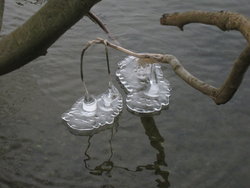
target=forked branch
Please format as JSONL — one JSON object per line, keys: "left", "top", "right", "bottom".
{"left": 160, "top": 11, "right": 250, "bottom": 104}
{"left": 83, "top": 11, "right": 250, "bottom": 105}
{"left": 82, "top": 38, "right": 218, "bottom": 100}
{"left": 84, "top": 12, "right": 250, "bottom": 106}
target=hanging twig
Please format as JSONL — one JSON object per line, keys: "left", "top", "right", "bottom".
{"left": 81, "top": 38, "right": 218, "bottom": 98}
{"left": 87, "top": 12, "right": 109, "bottom": 34}
{"left": 87, "top": 11, "right": 119, "bottom": 43}
{"left": 82, "top": 11, "right": 250, "bottom": 105}
{"left": 80, "top": 39, "right": 111, "bottom": 82}
{"left": 82, "top": 24, "right": 249, "bottom": 105}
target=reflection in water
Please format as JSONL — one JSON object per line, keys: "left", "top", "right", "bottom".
{"left": 140, "top": 117, "right": 170, "bottom": 188}
{"left": 83, "top": 116, "right": 170, "bottom": 188}
{"left": 16, "top": 0, "right": 46, "bottom": 6}
{"left": 84, "top": 128, "right": 115, "bottom": 177}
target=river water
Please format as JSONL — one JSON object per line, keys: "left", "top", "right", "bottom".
{"left": 0, "top": 0, "right": 250, "bottom": 188}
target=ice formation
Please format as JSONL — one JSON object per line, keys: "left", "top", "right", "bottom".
{"left": 62, "top": 82, "right": 123, "bottom": 136}
{"left": 116, "top": 56, "right": 171, "bottom": 114}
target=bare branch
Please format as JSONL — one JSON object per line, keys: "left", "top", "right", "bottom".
{"left": 160, "top": 11, "right": 250, "bottom": 43}
{"left": 0, "top": 0, "right": 101, "bottom": 76}
{"left": 215, "top": 45, "right": 250, "bottom": 104}
{"left": 87, "top": 12, "right": 110, "bottom": 34}
{"left": 81, "top": 38, "right": 219, "bottom": 99}
{"left": 87, "top": 12, "right": 119, "bottom": 43}
{"left": 84, "top": 32, "right": 249, "bottom": 104}
{"left": 160, "top": 11, "right": 250, "bottom": 104}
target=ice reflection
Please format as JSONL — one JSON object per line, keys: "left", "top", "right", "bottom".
{"left": 83, "top": 116, "right": 170, "bottom": 188}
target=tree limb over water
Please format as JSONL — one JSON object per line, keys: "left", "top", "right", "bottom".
{"left": 83, "top": 9, "right": 250, "bottom": 105}
{"left": 0, "top": 0, "right": 100, "bottom": 75}
{"left": 89, "top": 11, "right": 249, "bottom": 105}
{"left": 0, "top": 7, "right": 249, "bottom": 105}
{"left": 82, "top": 11, "right": 248, "bottom": 105}
{"left": 160, "top": 11, "right": 250, "bottom": 104}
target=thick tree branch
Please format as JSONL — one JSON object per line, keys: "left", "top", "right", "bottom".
{"left": 160, "top": 11, "right": 250, "bottom": 104}
{"left": 0, "top": 0, "right": 100, "bottom": 76}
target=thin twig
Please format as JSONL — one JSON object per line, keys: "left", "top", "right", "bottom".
{"left": 87, "top": 12, "right": 109, "bottom": 34}
{"left": 82, "top": 38, "right": 219, "bottom": 99}
{"left": 87, "top": 11, "right": 119, "bottom": 43}
{"left": 104, "top": 40, "right": 111, "bottom": 75}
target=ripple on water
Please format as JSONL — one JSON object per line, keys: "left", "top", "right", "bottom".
{"left": 1, "top": 0, "right": 250, "bottom": 188}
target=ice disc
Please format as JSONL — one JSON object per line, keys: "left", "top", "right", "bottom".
{"left": 116, "top": 56, "right": 171, "bottom": 115}
{"left": 62, "top": 83, "right": 123, "bottom": 136}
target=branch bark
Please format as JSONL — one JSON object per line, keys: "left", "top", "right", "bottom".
{"left": 83, "top": 27, "right": 249, "bottom": 104}
{"left": 0, "top": 0, "right": 100, "bottom": 75}
{"left": 82, "top": 11, "right": 250, "bottom": 105}
{"left": 83, "top": 38, "right": 219, "bottom": 97}
{"left": 160, "top": 11, "right": 250, "bottom": 104}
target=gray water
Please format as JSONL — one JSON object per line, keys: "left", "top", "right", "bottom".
{"left": 1, "top": 0, "right": 250, "bottom": 188}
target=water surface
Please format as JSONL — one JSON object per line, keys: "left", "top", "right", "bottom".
{"left": 0, "top": 0, "right": 250, "bottom": 187}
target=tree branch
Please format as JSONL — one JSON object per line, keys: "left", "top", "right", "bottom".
{"left": 86, "top": 12, "right": 250, "bottom": 104}
{"left": 87, "top": 11, "right": 118, "bottom": 43}
{"left": 83, "top": 32, "right": 249, "bottom": 105}
{"left": 0, "top": 0, "right": 101, "bottom": 76}
{"left": 81, "top": 38, "right": 219, "bottom": 98}
{"left": 160, "top": 11, "right": 250, "bottom": 43}
{"left": 160, "top": 11, "right": 250, "bottom": 104}
{"left": 87, "top": 12, "right": 110, "bottom": 34}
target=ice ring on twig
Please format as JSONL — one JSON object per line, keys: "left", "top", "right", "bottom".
{"left": 116, "top": 56, "right": 171, "bottom": 115}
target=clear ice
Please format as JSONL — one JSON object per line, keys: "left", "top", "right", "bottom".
{"left": 116, "top": 56, "right": 171, "bottom": 114}
{"left": 61, "top": 82, "right": 123, "bottom": 136}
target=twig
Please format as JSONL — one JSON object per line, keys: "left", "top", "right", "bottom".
{"left": 87, "top": 12, "right": 109, "bottom": 34}
{"left": 87, "top": 11, "right": 119, "bottom": 43}
{"left": 81, "top": 38, "right": 218, "bottom": 100}
{"left": 82, "top": 11, "right": 250, "bottom": 105}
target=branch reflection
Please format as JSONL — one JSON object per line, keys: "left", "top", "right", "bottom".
{"left": 140, "top": 116, "right": 170, "bottom": 188}
{"left": 83, "top": 117, "right": 170, "bottom": 187}
{"left": 84, "top": 127, "right": 115, "bottom": 177}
